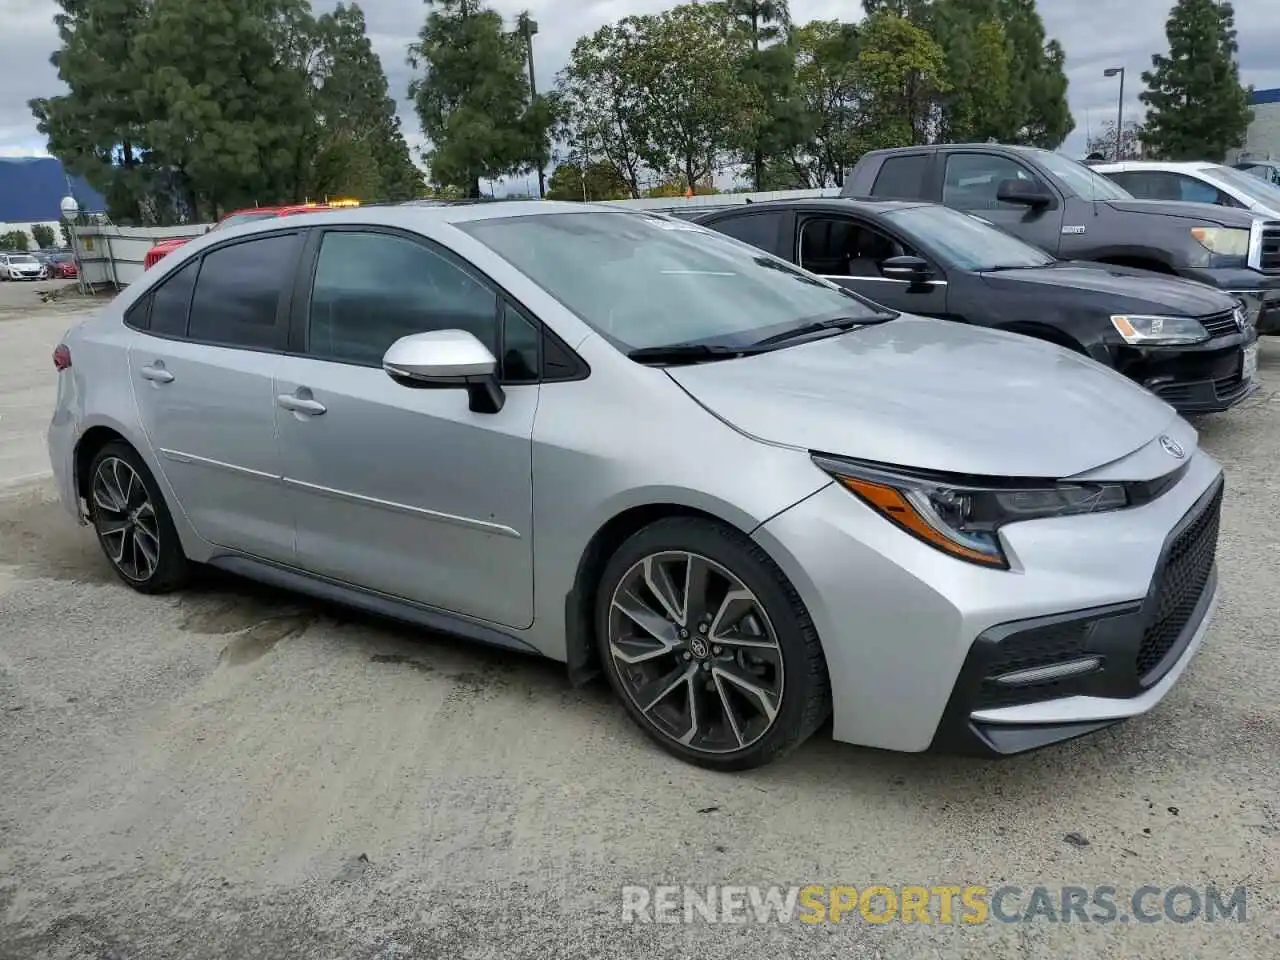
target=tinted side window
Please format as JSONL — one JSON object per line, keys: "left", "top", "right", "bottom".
{"left": 1171, "top": 174, "right": 1225, "bottom": 205}
{"left": 870, "top": 155, "right": 928, "bottom": 199}
{"left": 307, "top": 230, "right": 497, "bottom": 366}
{"left": 124, "top": 293, "right": 153, "bottom": 331}
{"left": 148, "top": 259, "right": 199, "bottom": 337}
{"left": 943, "top": 154, "right": 1044, "bottom": 210}
{"left": 710, "top": 212, "right": 783, "bottom": 253}
{"left": 188, "top": 235, "right": 298, "bottom": 349}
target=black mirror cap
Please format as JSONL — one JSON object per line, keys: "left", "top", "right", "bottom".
{"left": 995, "top": 178, "right": 1054, "bottom": 207}
{"left": 881, "top": 255, "right": 932, "bottom": 279}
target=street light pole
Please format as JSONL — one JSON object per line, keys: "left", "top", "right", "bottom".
{"left": 517, "top": 13, "right": 546, "bottom": 199}
{"left": 1104, "top": 67, "right": 1126, "bottom": 160}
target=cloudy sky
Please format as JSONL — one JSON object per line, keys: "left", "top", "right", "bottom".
{"left": 2, "top": 0, "right": 1278, "bottom": 171}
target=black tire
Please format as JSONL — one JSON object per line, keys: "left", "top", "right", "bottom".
{"left": 595, "top": 516, "right": 830, "bottom": 771}
{"left": 85, "top": 440, "right": 190, "bottom": 593}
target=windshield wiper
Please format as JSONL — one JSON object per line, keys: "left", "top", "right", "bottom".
{"left": 627, "top": 343, "right": 760, "bottom": 365}
{"left": 750, "top": 313, "right": 896, "bottom": 347}
{"left": 981, "top": 264, "right": 1046, "bottom": 272}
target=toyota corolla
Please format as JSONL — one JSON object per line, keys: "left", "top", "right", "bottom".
{"left": 47, "top": 202, "right": 1222, "bottom": 769}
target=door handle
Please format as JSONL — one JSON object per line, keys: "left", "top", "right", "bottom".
{"left": 277, "top": 394, "right": 327, "bottom": 416}
{"left": 139, "top": 364, "right": 174, "bottom": 383}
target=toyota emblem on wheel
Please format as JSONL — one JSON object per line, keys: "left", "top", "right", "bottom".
{"left": 1160, "top": 435, "right": 1186, "bottom": 459}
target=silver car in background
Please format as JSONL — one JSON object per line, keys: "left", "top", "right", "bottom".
{"left": 47, "top": 202, "right": 1223, "bottom": 769}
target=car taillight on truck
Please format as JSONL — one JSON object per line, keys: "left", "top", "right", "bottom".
{"left": 53, "top": 344, "right": 71, "bottom": 371}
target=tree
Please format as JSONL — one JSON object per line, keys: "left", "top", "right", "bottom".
{"left": 929, "top": 0, "right": 1013, "bottom": 141}
{"left": 855, "top": 12, "right": 949, "bottom": 149}
{"left": 128, "top": 0, "right": 317, "bottom": 219}
{"left": 627, "top": 4, "right": 753, "bottom": 191}
{"left": 555, "top": 21, "right": 650, "bottom": 198}
{"left": 546, "top": 160, "right": 631, "bottom": 201}
{"left": 725, "top": 1, "right": 805, "bottom": 190}
{"left": 29, "top": 0, "right": 156, "bottom": 223}
{"left": 306, "top": 3, "right": 423, "bottom": 201}
{"left": 409, "top": 0, "right": 552, "bottom": 197}
{"left": 0, "top": 232, "right": 31, "bottom": 252}
{"left": 790, "top": 20, "right": 864, "bottom": 186}
{"left": 31, "top": 224, "right": 58, "bottom": 249}
{"left": 996, "top": 0, "right": 1074, "bottom": 147}
{"left": 1087, "top": 119, "right": 1145, "bottom": 160}
{"left": 1139, "top": 0, "right": 1252, "bottom": 161}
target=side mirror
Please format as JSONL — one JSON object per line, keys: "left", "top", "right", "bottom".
{"left": 996, "top": 178, "right": 1054, "bottom": 208}
{"left": 383, "top": 329, "right": 504, "bottom": 413}
{"left": 880, "top": 255, "right": 933, "bottom": 282}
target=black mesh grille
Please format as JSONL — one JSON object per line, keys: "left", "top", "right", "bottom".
{"left": 1198, "top": 310, "right": 1239, "bottom": 339}
{"left": 1137, "top": 485, "right": 1222, "bottom": 680}
{"left": 1260, "top": 223, "right": 1280, "bottom": 274}
{"left": 975, "top": 622, "right": 1090, "bottom": 709}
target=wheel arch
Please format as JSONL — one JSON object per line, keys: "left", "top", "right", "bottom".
{"left": 997, "top": 321, "right": 1100, "bottom": 360}
{"left": 564, "top": 502, "right": 754, "bottom": 686}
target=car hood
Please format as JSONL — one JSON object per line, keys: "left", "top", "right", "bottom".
{"left": 666, "top": 316, "right": 1181, "bottom": 478}
{"left": 980, "top": 262, "right": 1237, "bottom": 315}
{"left": 1102, "top": 198, "right": 1259, "bottom": 226}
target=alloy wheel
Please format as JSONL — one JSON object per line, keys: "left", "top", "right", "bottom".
{"left": 607, "top": 550, "right": 784, "bottom": 754}
{"left": 91, "top": 456, "right": 161, "bottom": 583}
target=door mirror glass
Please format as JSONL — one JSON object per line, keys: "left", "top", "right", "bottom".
{"left": 880, "top": 255, "right": 932, "bottom": 280}
{"left": 996, "top": 178, "right": 1054, "bottom": 208}
{"left": 383, "top": 329, "right": 498, "bottom": 383}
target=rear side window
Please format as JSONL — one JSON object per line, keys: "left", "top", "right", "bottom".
{"left": 188, "top": 234, "right": 299, "bottom": 349}
{"left": 148, "top": 259, "right": 199, "bottom": 337}
{"left": 708, "top": 212, "right": 784, "bottom": 253}
{"left": 871, "top": 155, "right": 928, "bottom": 199}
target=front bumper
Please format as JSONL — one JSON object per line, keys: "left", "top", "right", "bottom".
{"left": 752, "top": 440, "right": 1223, "bottom": 755}
{"left": 929, "top": 477, "right": 1222, "bottom": 756}
{"left": 1116, "top": 334, "right": 1258, "bottom": 414}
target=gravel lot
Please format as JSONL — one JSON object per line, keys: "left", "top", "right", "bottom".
{"left": 1, "top": 286, "right": 1278, "bottom": 959}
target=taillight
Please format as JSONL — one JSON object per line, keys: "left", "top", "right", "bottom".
{"left": 53, "top": 344, "right": 71, "bottom": 371}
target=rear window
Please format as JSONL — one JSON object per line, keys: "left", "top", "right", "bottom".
{"left": 871, "top": 155, "right": 928, "bottom": 199}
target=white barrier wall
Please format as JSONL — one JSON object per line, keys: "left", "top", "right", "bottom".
{"left": 72, "top": 223, "right": 210, "bottom": 288}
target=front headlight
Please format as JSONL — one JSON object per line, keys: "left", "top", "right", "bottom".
{"left": 1110, "top": 314, "right": 1208, "bottom": 345}
{"left": 812, "top": 455, "right": 1130, "bottom": 569}
{"left": 1190, "top": 226, "right": 1250, "bottom": 257}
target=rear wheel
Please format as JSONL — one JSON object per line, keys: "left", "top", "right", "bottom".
{"left": 595, "top": 517, "right": 830, "bottom": 771}
{"left": 86, "top": 441, "right": 190, "bottom": 593}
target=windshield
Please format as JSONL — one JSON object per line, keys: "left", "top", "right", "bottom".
{"left": 459, "top": 211, "right": 888, "bottom": 351}
{"left": 9, "top": 255, "right": 37, "bottom": 264}
{"left": 215, "top": 211, "right": 282, "bottom": 230}
{"left": 884, "top": 205, "right": 1055, "bottom": 271}
{"left": 1029, "top": 149, "right": 1133, "bottom": 201}
{"left": 1209, "top": 165, "right": 1280, "bottom": 209}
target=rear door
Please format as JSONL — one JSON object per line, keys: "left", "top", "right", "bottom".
{"left": 702, "top": 209, "right": 791, "bottom": 258}
{"left": 793, "top": 212, "right": 949, "bottom": 315}
{"left": 939, "top": 152, "right": 1065, "bottom": 255}
{"left": 126, "top": 233, "right": 302, "bottom": 562}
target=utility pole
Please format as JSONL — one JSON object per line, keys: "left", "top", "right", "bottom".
{"left": 1104, "top": 67, "right": 1126, "bottom": 160}
{"left": 517, "top": 13, "right": 546, "bottom": 199}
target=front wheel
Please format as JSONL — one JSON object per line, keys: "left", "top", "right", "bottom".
{"left": 595, "top": 517, "right": 830, "bottom": 771}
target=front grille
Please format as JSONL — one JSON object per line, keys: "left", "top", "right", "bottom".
{"left": 975, "top": 622, "right": 1090, "bottom": 709}
{"left": 1260, "top": 222, "right": 1280, "bottom": 274}
{"left": 1137, "top": 484, "right": 1222, "bottom": 680}
{"left": 1198, "top": 310, "right": 1240, "bottom": 338}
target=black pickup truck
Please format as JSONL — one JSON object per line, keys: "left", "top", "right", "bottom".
{"left": 843, "top": 144, "right": 1280, "bottom": 334}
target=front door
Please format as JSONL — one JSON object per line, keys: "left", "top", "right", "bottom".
{"left": 940, "top": 152, "right": 1066, "bottom": 256}
{"left": 274, "top": 227, "right": 536, "bottom": 629}
{"left": 127, "top": 234, "right": 301, "bottom": 562}
{"left": 795, "top": 214, "right": 950, "bottom": 316}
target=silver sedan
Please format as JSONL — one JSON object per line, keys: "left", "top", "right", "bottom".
{"left": 46, "top": 202, "right": 1223, "bottom": 768}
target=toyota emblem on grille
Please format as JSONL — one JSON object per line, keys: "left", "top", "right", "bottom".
{"left": 1159, "top": 435, "right": 1186, "bottom": 459}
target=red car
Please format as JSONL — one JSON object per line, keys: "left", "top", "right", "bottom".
{"left": 47, "top": 255, "right": 78, "bottom": 279}
{"left": 142, "top": 202, "right": 356, "bottom": 270}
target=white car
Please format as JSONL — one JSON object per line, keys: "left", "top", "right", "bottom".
{"left": 0, "top": 253, "right": 46, "bottom": 280}
{"left": 1095, "top": 160, "right": 1280, "bottom": 219}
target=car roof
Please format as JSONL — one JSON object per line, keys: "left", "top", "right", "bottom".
{"left": 1094, "top": 160, "right": 1216, "bottom": 173}
{"left": 697, "top": 197, "right": 932, "bottom": 218}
